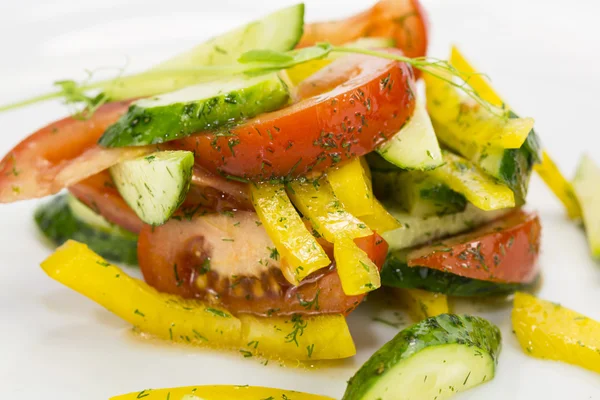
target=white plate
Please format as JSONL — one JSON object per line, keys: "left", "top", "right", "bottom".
{"left": 0, "top": 0, "right": 599, "bottom": 398}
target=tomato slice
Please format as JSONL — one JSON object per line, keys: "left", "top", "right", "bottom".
{"left": 407, "top": 210, "right": 541, "bottom": 283}
{"left": 299, "top": 0, "right": 429, "bottom": 61}
{"left": 69, "top": 166, "right": 252, "bottom": 234}
{"left": 69, "top": 171, "right": 144, "bottom": 234}
{"left": 0, "top": 101, "right": 154, "bottom": 203}
{"left": 137, "top": 210, "right": 388, "bottom": 316}
{"left": 172, "top": 54, "right": 415, "bottom": 180}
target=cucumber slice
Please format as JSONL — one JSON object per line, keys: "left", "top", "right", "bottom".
{"left": 377, "top": 101, "right": 443, "bottom": 171}
{"left": 573, "top": 154, "right": 600, "bottom": 258}
{"left": 100, "top": 73, "right": 289, "bottom": 147}
{"left": 155, "top": 4, "right": 304, "bottom": 71}
{"left": 35, "top": 195, "right": 138, "bottom": 265}
{"left": 342, "top": 314, "right": 501, "bottom": 400}
{"left": 373, "top": 171, "right": 466, "bottom": 218}
{"left": 382, "top": 203, "right": 512, "bottom": 252}
{"left": 110, "top": 151, "right": 194, "bottom": 226}
{"left": 382, "top": 251, "right": 537, "bottom": 296}
{"left": 102, "top": 4, "right": 304, "bottom": 101}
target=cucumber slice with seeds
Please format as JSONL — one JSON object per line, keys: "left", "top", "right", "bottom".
{"left": 35, "top": 195, "right": 138, "bottom": 265}
{"left": 377, "top": 101, "right": 443, "bottom": 171}
{"left": 110, "top": 151, "right": 194, "bottom": 226}
{"left": 343, "top": 314, "right": 501, "bottom": 400}
{"left": 100, "top": 73, "right": 289, "bottom": 147}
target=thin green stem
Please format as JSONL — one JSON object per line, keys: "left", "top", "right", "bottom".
{"left": 0, "top": 90, "right": 65, "bottom": 112}
{"left": 332, "top": 46, "right": 505, "bottom": 117}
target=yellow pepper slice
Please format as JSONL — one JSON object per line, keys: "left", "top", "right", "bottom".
{"left": 327, "top": 158, "right": 374, "bottom": 216}
{"left": 534, "top": 151, "right": 582, "bottom": 220}
{"left": 359, "top": 199, "right": 402, "bottom": 233}
{"left": 41, "top": 241, "right": 356, "bottom": 361}
{"left": 240, "top": 313, "right": 356, "bottom": 360}
{"left": 41, "top": 240, "right": 241, "bottom": 346}
{"left": 111, "top": 385, "right": 334, "bottom": 400}
{"left": 450, "top": 46, "right": 504, "bottom": 107}
{"left": 334, "top": 237, "right": 381, "bottom": 295}
{"left": 512, "top": 292, "right": 600, "bottom": 374}
{"left": 288, "top": 179, "right": 372, "bottom": 242}
{"left": 424, "top": 65, "right": 534, "bottom": 151}
{"left": 284, "top": 59, "right": 333, "bottom": 86}
{"left": 288, "top": 179, "right": 378, "bottom": 295}
{"left": 250, "top": 182, "right": 330, "bottom": 284}
{"left": 430, "top": 151, "right": 515, "bottom": 211}
{"left": 393, "top": 288, "right": 449, "bottom": 322}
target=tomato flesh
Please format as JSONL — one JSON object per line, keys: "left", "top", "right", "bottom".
{"left": 299, "top": 0, "right": 429, "bottom": 62}
{"left": 138, "top": 211, "right": 388, "bottom": 316}
{"left": 408, "top": 210, "right": 541, "bottom": 283}
{"left": 0, "top": 101, "right": 153, "bottom": 203}
{"left": 172, "top": 55, "right": 415, "bottom": 180}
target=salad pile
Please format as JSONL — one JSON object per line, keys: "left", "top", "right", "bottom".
{"left": 1, "top": 0, "right": 599, "bottom": 398}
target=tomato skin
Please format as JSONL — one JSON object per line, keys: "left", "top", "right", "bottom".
{"left": 299, "top": 0, "right": 428, "bottom": 62}
{"left": 137, "top": 211, "right": 388, "bottom": 316}
{"left": 172, "top": 55, "right": 415, "bottom": 180}
{"left": 408, "top": 210, "right": 541, "bottom": 283}
{"left": 0, "top": 101, "right": 152, "bottom": 203}
{"left": 69, "top": 171, "right": 144, "bottom": 234}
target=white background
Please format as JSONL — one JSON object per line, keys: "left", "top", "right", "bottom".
{"left": 0, "top": 0, "right": 599, "bottom": 398}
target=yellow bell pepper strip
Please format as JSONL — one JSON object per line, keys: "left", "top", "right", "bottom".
{"left": 393, "top": 288, "right": 449, "bottom": 322}
{"left": 250, "top": 182, "right": 330, "bottom": 285}
{"left": 533, "top": 151, "right": 582, "bottom": 220}
{"left": 288, "top": 179, "right": 373, "bottom": 242}
{"left": 359, "top": 199, "right": 402, "bottom": 233}
{"left": 424, "top": 67, "right": 534, "bottom": 151}
{"left": 41, "top": 240, "right": 241, "bottom": 346}
{"left": 111, "top": 385, "right": 334, "bottom": 400}
{"left": 450, "top": 46, "right": 504, "bottom": 107}
{"left": 512, "top": 292, "right": 600, "bottom": 374}
{"left": 41, "top": 241, "right": 357, "bottom": 361}
{"left": 430, "top": 151, "right": 515, "bottom": 211}
{"left": 239, "top": 313, "right": 356, "bottom": 360}
{"left": 360, "top": 199, "right": 402, "bottom": 234}
{"left": 334, "top": 237, "right": 381, "bottom": 295}
{"left": 284, "top": 59, "right": 333, "bottom": 87}
{"left": 327, "top": 157, "right": 374, "bottom": 216}
{"left": 288, "top": 179, "right": 379, "bottom": 295}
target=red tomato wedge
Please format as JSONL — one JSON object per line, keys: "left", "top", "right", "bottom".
{"left": 407, "top": 210, "right": 541, "bottom": 284}
{"left": 69, "top": 167, "right": 252, "bottom": 234}
{"left": 0, "top": 101, "right": 153, "bottom": 203}
{"left": 299, "top": 0, "right": 429, "bottom": 61}
{"left": 173, "top": 54, "right": 415, "bottom": 180}
{"left": 138, "top": 210, "right": 388, "bottom": 316}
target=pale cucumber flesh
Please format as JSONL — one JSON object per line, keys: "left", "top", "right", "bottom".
{"left": 358, "top": 344, "right": 494, "bottom": 400}
{"left": 110, "top": 151, "right": 194, "bottom": 226}
{"left": 573, "top": 154, "right": 600, "bottom": 258}
{"left": 382, "top": 203, "right": 511, "bottom": 251}
{"left": 377, "top": 101, "right": 443, "bottom": 171}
